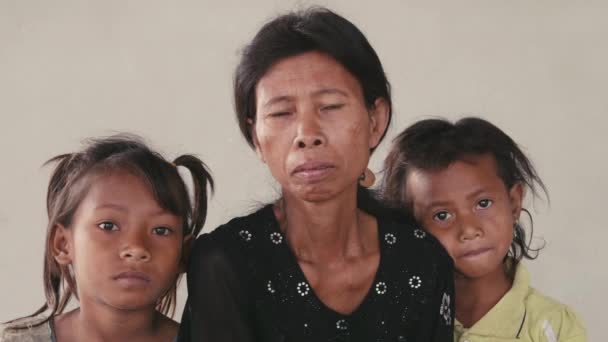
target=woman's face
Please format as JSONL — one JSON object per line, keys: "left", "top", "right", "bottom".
{"left": 252, "top": 51, "right": 389, "bottom": 202}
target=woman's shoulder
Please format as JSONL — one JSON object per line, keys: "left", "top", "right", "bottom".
{"left": 194, "top": 204, "right": 272, "bottom": 247}
{"left": 525, "top": 287, "right": 587, "bottom": 341}
{"left": 188, "top": 205, "right": 274, "bottom": 271}
{"left": 0, "top": 316, "right": 53, "bottom": 342}
{"left": 380, "top": 211, "right": 453, "bottom": 269}
{"left": 207, "top": 204, "right": 273, "bottom": 240}
{"left": 376, "top": 212, "right": 454, "bottom": 301}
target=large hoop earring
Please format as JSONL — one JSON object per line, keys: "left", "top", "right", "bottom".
{"left": 359, "top": 168, "right": 376, "bottom": 188}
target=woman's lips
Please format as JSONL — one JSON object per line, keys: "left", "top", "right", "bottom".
{"left": 292, "top": 161, "right": 336, "bottom": 182}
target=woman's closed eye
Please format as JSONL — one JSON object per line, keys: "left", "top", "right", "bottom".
{"left": 268, "top": 110, "right": 292, "bottom": 118}
{"left": 476, "top": 199, "right": 493, "bottom": 209}
{"left": 321, "top": 103, "right": 345, "bottom": 112}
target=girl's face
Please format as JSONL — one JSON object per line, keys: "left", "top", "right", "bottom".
{"left": 53, "top": 170, "right": 185, "bottom": 311}
{"left": 252, "top": 51, "right": 389, "bottom": 202}
{"left": 405, "top": 154, "right": 523, "bottom": 279}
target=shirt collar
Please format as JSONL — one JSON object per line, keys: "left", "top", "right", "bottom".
{"left": 454, "top": 262, "right": 529, "bottom": 338}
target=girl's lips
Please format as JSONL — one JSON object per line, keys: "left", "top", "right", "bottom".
{"left": 113, "top": 271, "right": 151, "bottom": 287}
{"left": 459, "top": 247, "right": 492, "bottom": 258}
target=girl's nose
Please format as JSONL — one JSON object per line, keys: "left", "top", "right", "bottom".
{"left": 120, "top": 245, "right": 151, "bottom": 262}
{"left": 459, "top": 215, "right": 484, "bottom": 242}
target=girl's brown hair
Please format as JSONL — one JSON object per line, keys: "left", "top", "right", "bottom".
{"left": 7, "top": 134, "right": 213, "bottom": 329}
{"left": 382, "top": 117, "right": 547, "bottom": 269}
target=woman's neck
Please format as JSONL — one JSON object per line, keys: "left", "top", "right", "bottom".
{"left": 277, "top": 186, "right": 377, "bottom": 264}
{"left": 55, "top": 300, "right": 175, "bottom": 342}
{"left": 454, "top": 265, "right": 512, "bottom": 328}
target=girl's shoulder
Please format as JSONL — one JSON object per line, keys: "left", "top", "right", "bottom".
{"left": 525, "top": 287, "right": 587, "bottom": 341}
{"left": 0, "top": 316, "right": 53, "bottom": 342}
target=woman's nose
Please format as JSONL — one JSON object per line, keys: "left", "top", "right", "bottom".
{"left": 294, "top": 112, "right": 326, "bottom": 149}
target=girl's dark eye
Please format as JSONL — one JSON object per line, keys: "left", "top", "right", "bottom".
{"left": 98, "top": 222, "right": 118, "bottom": 231}
{"left": 152, "top": 227, "right": 172, "bottom": 236}
{"left": 433, "top": 211, "right": 452, "bottom": 222}
{"left": 477, "top": 199, "right": 493, "bottom": 209}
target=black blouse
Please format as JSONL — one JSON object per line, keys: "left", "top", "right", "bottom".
{"left": 178, "top": 205, "right": 454, "bottom": 342}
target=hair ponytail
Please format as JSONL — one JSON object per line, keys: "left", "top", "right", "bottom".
{"left": 173, "top": 155, "right": 214, "bottom": 238}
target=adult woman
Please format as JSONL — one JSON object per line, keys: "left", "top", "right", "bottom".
{"left": 178, "top": 8, "right": 454, "bottom": 342}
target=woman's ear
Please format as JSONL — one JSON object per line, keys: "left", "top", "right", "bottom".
{"left": 179, "top": 234, "right": 195, "bottom": 274}
{"left": 52, "top": 224, "right": 73, "bottom": 265}
{"left": 368, "top": 98, "right": 390, "bottom": 149}
{"left": 509, "top": 182, "right": 524, "bottom": 221}
{"left": 248, "top": 118, "right": 266, "bottom": 163}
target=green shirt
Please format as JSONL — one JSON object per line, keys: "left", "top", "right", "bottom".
{"left": 454, "top": 263, "right": 586, "bottom": 342}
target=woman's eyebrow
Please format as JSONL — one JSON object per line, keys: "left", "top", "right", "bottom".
{"left": 262, "top": 95, "right": 293, "bottom": 108}
{"left": 312, "top": 88, "right": 348, "bottom": 98}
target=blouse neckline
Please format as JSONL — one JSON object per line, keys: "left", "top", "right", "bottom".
{"left": 260, "top": 204, "right": 389, "bottom": 320}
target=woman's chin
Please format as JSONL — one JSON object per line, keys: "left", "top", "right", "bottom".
{"left": 286, "top": 183, "right": 338, "bottom": 202}
{"left": 296, "top": 190, "right": 336, "bottom": 203}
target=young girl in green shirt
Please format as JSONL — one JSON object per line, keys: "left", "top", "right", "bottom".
{"left": 382, "top": 117, "right": 586, "bottom": 342}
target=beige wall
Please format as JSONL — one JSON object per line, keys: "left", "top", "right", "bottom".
{"left": 1, "top": 0, "right": 606, "bottom": 339}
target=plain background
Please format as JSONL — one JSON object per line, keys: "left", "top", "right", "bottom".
{"left": 1, "top": 0, "right": 606, "bottom": 340}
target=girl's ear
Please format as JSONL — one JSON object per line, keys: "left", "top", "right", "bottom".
{"left": 52, "top": 224, "right": 73, "bottom": 265}
{"left": 179, "top": 234, "right": 195, "bottom": 274}
{"left": 509, "top": 182, "right": 524, "bottom": 221}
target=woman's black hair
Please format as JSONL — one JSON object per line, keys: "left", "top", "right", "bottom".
{"left": 234, "top": 7, "right": 394, "bottom": 214}
{"left": 382, "top": 117, "right": 547, "bottom": 267}
{"left": 234, "top": 7, "right": 392, "bottom": 150}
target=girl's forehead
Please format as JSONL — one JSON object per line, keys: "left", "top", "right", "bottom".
{"left": 78, "top": 171, "right": 173, "bottom": 216}
{"left": 87, "top": 169, "right": 149, "bottom": 194}
{"left": 415, "top": 154, "right": 499, "bottom": 180}
{"left": 406, "top": 154, "right": 505, "bottom": 199}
